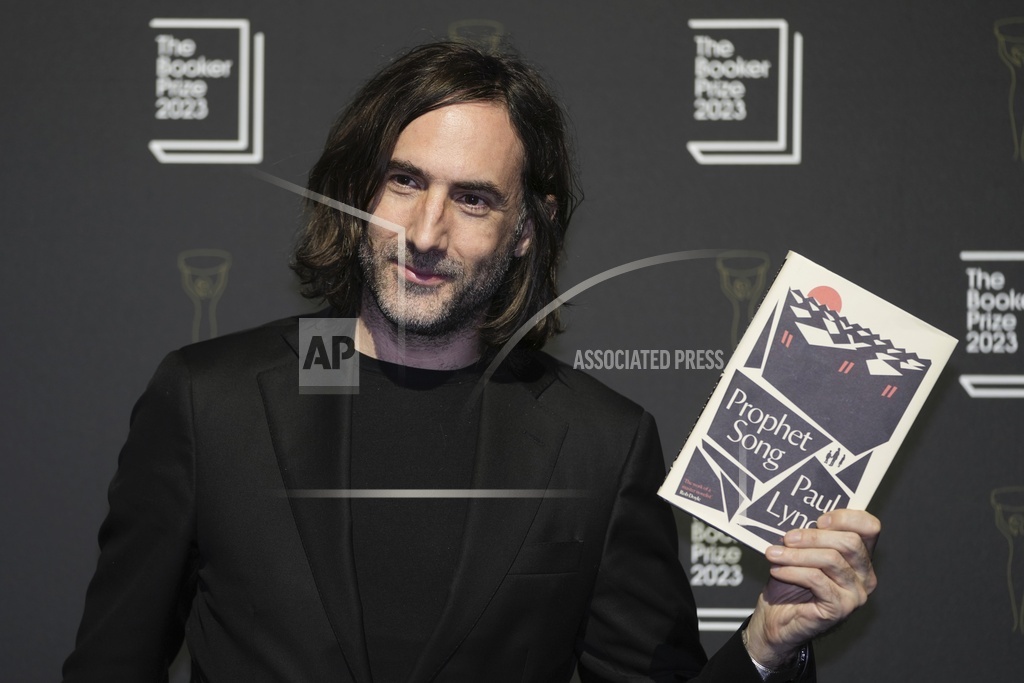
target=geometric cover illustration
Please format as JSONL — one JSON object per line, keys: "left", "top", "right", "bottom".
{"left": 761, "top": 288, "right": 931, "bottom": 455}
{"left": 659, "top": 252, "right": 958, "bottom": 552}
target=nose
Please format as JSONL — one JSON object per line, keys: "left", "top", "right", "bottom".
{"left": 404, "top": 188, "right": 449, "bottom": 253}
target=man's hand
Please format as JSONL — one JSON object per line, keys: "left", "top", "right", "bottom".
{"left": 743, "top": 509, "right": 881, "bottom": 669}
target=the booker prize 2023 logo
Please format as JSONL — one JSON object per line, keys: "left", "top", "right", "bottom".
{"left": 688, "top": 19, "right": 803, "bottom": 165}
{"left": 299, "top": 318, "right": 359, "bottom": 394}
{"left": 959, "top": 251, "right": 1024, "bottom": 398}
{"left": 149, "top": 18, "right": 264, "bottom": 164}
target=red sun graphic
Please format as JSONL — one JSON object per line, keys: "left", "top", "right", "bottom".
{"left": 807, "top": 285, "right": 842, "bottom": 312}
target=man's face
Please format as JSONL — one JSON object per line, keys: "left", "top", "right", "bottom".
{"left": 358, "top": 101, "right": 531, "bottom": 338}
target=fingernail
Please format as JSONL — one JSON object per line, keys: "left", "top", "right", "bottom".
{"left": 819, "top": 514, "right": 832, "bottom": 529}
{"left": 786, "top": 530, "right": 803, "bottom": 544}
{"left": 768, "top": 547, "right": 784, "bottom": 558}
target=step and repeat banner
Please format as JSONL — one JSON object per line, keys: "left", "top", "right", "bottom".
{"left": 2, "top": 1, "right": 1022, "bottom": 680}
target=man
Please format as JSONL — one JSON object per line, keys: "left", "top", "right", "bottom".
{"left": 64, "top": 42, "right": 879, "bottom": 682}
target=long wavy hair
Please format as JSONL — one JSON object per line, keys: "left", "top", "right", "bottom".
{"left": 291, "top": 41, "right": 580, "bottom": 350}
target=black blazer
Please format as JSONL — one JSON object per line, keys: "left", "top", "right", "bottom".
{"left": 64, "top": 316, "right": 808, "bottom": 682}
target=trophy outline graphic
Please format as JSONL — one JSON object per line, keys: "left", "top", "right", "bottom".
{"left": 995, "top": 18, "right": 1024, "bottom": 164}
{"left": 447, "top": 18, "right": 505, "bottom": 53}
{"left": 687, "top": 19, "right": 803, "bottom": 166}
{"left": 716, "top": 250, "right": 771, "bottom": 349}
{"left": 149, "top": 18, "right": 265, "bottom": 164}
{"left": 178, "top": 248, "right": 232, "bottom": 342}
{"left": 992, "top": 486, "right": 1024, "bottom": 634}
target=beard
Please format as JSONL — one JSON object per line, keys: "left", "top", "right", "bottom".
{"left": 357, "top": 232, "right": 515, "bottom": 338}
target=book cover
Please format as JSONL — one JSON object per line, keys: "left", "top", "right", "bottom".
{"left": 658, "top": 252, "right": 957, "bottom": 552}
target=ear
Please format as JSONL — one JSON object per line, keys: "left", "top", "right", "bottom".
{"left": 513, "top": 217, "right": 533, "bottom": 257}
{"left": 513, "top": 194, "right": 555, "bottom": 258}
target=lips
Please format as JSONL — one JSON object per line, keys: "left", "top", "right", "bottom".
{"left": 400, "top": 261, "right": 448, "bottom": 286}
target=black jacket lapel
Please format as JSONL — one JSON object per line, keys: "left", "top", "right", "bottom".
{"left": 257, "top": 327, "right": 373, "bottom": 683}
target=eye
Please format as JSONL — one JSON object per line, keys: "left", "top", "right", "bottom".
{"left": 458, "top": 193, "right": 491, "bottom": 214}
{"left": 388, "top": 174, "right": 419, "bottom": 190}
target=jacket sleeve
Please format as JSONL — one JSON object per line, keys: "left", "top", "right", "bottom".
{"left": 576, "top": 411, "right": 815, "bottom": 682}
{"left": 63, "top": 351, "right": 199, "bottom": 682}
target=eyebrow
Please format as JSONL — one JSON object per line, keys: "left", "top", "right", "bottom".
{"left": 387, "top": 158, "right": 512, "bottom": 209}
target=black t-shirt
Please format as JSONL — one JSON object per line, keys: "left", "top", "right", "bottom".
{"left": 350, "top": 353, "right": 482, "bottom": 683}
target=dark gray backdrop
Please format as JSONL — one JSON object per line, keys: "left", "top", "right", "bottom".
{"left": 2, "top": 1, "right": 1023, "bottom": 680}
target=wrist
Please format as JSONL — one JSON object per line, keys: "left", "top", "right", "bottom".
{"left": 742, "top": 628, "right": 808, "bottom": 682}
{"left": 742, "top": 609, "right": 796, "bottom": 669}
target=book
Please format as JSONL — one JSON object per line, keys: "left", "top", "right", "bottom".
{"left": 658, "top": 252, "right": 957, "bottom": 552}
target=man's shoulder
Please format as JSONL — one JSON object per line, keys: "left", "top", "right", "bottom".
{"left": 170, "top": 312, "right": 304, "bottom": 377}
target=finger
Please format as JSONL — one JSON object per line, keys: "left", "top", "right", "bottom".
{"left": 767, "top": 547, "right": 871, "bottom": 616}
{"left": 767, "top": 541, "right": 875, "bottom": 602}
{"left": 819, "top": 509, "right": 882, "bottom": 554}
{"left": 769, "top": 546, "right": 860, "bottom": 588}
{"left": 766, "top": 564, "right": 864, "bottom": 622}
{"left": 780, "top": 527, "right": 878, "bottom": 593}
{"left": 770, "top": 542, "right": 859, "bottom": 587}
